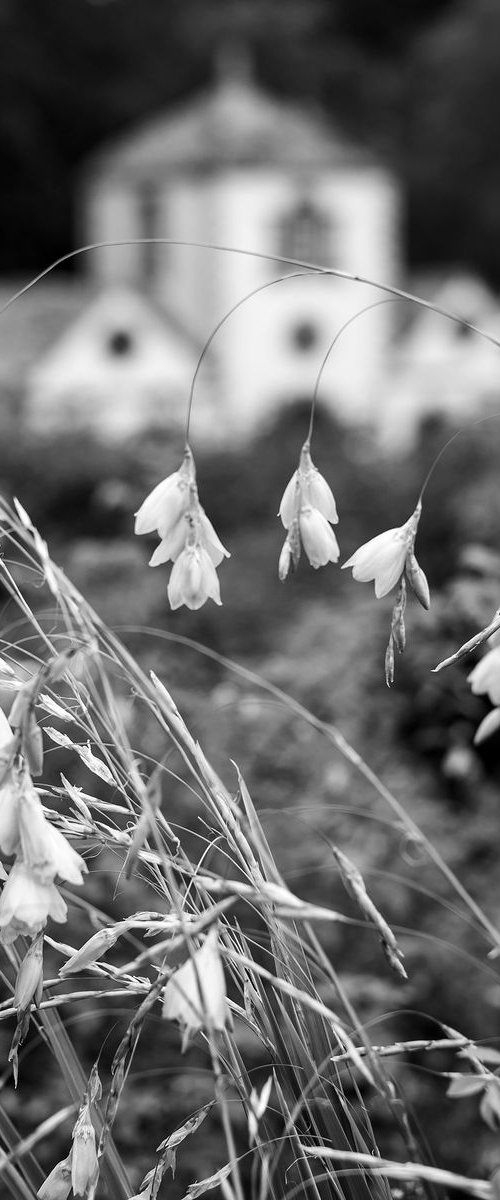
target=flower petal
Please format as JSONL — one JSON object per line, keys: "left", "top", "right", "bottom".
{"left": 468, "top": 647, "right": 500, "bottom": 705}
{"left": 299, "top": 508, "right": 339, "bottom": 568}
{"left": 307, "top": 470, "right": 338, "bottom": 524}
{"left": 279, "top": 471, "right": 300, "bottom": 529}
{"left": 149, "top": 516, "right": 188, "bottom": 566}
{"left": 474, "top": 707, "right": 500, "bottom": 745}
{"left": 134, "top": 474, "right": 182, "bottom": 536}
{"left": 167, "top": 548, "right": 222, "bottom": 611}
{"left": 198, "top": 509, "right": 230, "bottom": 566}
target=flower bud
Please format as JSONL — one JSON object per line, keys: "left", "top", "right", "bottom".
{"left": 278, "top": 538, "right": 293, "bottom": 581}
{"left": 385, "top": 638, "right": 395, "bottom": 688}
{"left": 37, "top": 1153, "right": 72, "bottom": 1199}
{"left": 14, "top": 932, "right": 44, "bottom": 1011}
{"left": 24, "top": 712, "right": 44, "bottom": 777}
{"left": 59, "top": 924, "right": 125, "bottom": 976}
{"left": 405, "top": 552, "right": 430, "bottom": 610}
{"left": 71, "top": 1106, "right": 98, "bottom": 1198}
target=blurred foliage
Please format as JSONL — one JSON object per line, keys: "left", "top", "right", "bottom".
{"left": 2, "top": 405, "right": 500, "bottom": 1185}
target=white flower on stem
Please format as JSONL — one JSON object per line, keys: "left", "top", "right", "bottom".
{"left": 0, "top": 860, "right": 67, "bottom": 944}
{"left": 168, "top": 545, "right": 222, "bottom": 611}
{"left": 278, "top": 441, "right": 339, "bottom": 576}
{"left": 71, "top": 1105, "right": 98, "bottom": 1198}
{"left": 37, "top": 1153, "right": 73, "bottom": 1200}
{"left": 279, "top": 448, "right": 338, "bottom": 529}
{"left": 342, "top": 525, "right": 412, "bottom": 598}
{"left": 342, "top": 504, "right": 426, "bottom": 601}
{"left": 162, "top": 926, "right": 229, "bottom": 1043}
{"left": 18, "top": 783, "right": 87, "bottom": 886}
{"left": 136, "top": 445, "right": 229, "bottom": 607}
{"left": 468, "top": 645, "right": 500, "bottom": 706}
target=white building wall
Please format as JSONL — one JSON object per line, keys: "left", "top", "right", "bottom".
{"left": 170, "top": 168, "right": 402, "bottom": 437}
{"left": 85, "top": 184, "right": 143, "bottom": 284}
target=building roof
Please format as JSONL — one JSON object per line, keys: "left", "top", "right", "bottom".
{"left": 0, "top": 280, "right": 87, "bottom": 387}
{"left": 89, "top": 63, "right": 375, "bottom": 183}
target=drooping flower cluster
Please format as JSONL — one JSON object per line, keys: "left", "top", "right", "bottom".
{"left": 162, "top": 925, "right": 230, "bottom": 1050}
{"left": 278, "top": 441, "right": 339, "bottom": 579}
{"left": 342, "top": 502, "right": 430, "bottom": 685}
{"left": 0, "top": 708, "right": 86, "bottom": 944}
{"left": 135, "top": 445, "right": 230, "bottom": 610}
{"left": 468, "top": 640, "right": 500, "bottom": 744}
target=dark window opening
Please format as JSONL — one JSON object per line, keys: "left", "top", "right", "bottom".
{"left": 456, "top": 321, "right": 473, "bottom": 340}
{"left": 279, "top": 198, "right": 330, "bottom": 264}
{"left": 291, "top": 321, "right": 319, "bottom": 352}
{"left": 108, "top": 329, "right": 134, "bottom": 356}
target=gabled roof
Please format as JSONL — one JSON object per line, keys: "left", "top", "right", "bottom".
{"left": 88, "top": 69, "right": 375, "bottom": 183}
{"left": 0, "top": 280, "right": 87, "bottom": 385}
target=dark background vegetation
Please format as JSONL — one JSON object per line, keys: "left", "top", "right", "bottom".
{"left": 1, "top": 410, "right": 500, "bottom": 1191}
{"left": 2, "top": 0, "right": 500, "bottom": 281}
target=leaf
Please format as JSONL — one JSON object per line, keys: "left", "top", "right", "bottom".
{"left": 13, "top": 498, "right": 32, "bottom": 529}
{"left": 77, "top": 743, "right": 115, "bottom": 784}
{"left": 156, "top": 1102, "right": 214, "bottom": 1179}
{"left": 480, "top": 1081, "right": 500, "bottom": 1130}
{"left": 461, "top": 1044, "right": 500, "bottom": 1066}
{"left": 446, "top": 1074, "right": 486, "bottom": 1097}
{"left": 44, "top": 729, "right": 115, "bottom": 784}
{"left": 38, "top": 693, "right": 73, "bottom": 721}
{"left": 182, "top": 1163, "right": 232, "bottom": 1200}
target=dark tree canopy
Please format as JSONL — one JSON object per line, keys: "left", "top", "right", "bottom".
{"left": 1, "top": 0, "right": 499, "bottom": 281}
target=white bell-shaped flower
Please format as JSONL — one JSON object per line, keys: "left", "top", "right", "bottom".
{"left": 18, "top": 785, "right": 87, "bottom": 886}
{"left": 0, "top": 860, "right": 67, "bottom": 944}
{"left": 278, "top": 442, "right": 339, "bottom": 576}
{"left": 168, "top": 545, "right": 222, "bottom": 611}
{"left": 162, "top": 926, "right": 229, "bottom": 1038}
{"left": 342, "top": 520, "right": 415, "bottom": 598}
{"left": 279, "top": 444, "right": 338, "bottom": 531}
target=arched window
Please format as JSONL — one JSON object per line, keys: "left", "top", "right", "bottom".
{"left": 279, "top": 198, "right": 330, "bottom": 264}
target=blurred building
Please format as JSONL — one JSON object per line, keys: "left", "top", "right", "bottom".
{"left": 24, "top": 56, "right": 400, "bottom": 442}
{"left": 2, "top": 57, "right": 499, "bottom": 446}
{"left": 381, "top": 274, "right": 500, "bottom": 446}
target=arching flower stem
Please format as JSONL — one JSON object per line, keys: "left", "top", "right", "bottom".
{"left": 184, "top": 269, "right": 322, "bottom": 444}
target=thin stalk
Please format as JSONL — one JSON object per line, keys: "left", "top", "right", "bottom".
{"left": 1, "top": 239, "right": 500, "bottom": 355}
